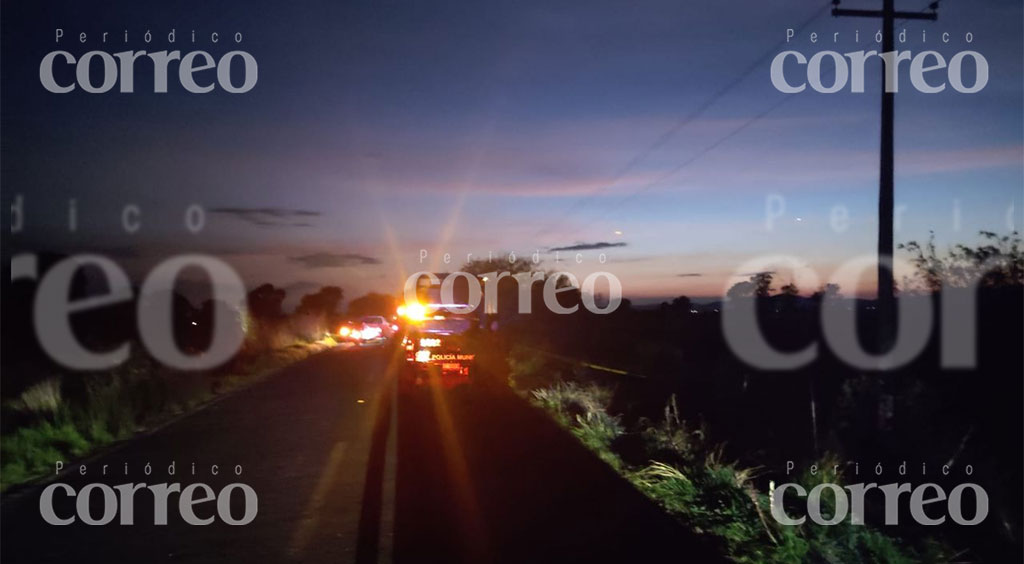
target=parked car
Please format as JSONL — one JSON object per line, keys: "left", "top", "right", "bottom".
{"left": 336, "top": 319, "right": 362, "bottom": 343}
{"left": 336, "top": 316, "right": 396, "bottom": 344}
{"left": 358, "top": 315, "right": 397, "bottom": 340}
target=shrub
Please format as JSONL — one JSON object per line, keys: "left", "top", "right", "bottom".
{"left": 9, "top": 378, "right": 62, "bottom": 416}
{"left": 508, "top": 346, "right": 555, "bottom": 391}
{"left": 630, "top": 462, "right": 698, "bottom": 514}
{"left": 289, "top": 313, "right": 329, "bottom": 343}
{"left": 639, "top": 394, "right": 706, "bottom": 465}
{"left": 572, "top": 410, "right": 624, "bottom": 469}
{"left": 531, "top": 381, "right": 612, "bottom": 424}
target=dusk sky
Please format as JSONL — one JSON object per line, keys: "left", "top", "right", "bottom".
{"left": 3, "top": 0, "right": 1021, "bottom": 305}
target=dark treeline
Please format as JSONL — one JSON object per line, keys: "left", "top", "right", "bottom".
{"left": 0, "top": 249, "right": 373, "bottom": 398}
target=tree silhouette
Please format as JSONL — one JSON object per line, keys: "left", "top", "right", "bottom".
{"left": 727, "top": 272, "right": 773, "bottom": 299}
{"left": 751, "top": 272, "right": 773, "bottom": 297}
{"left": 459, "top": 256, "right": 560, "bottom": 317}
{"left": 347, "top": 292, "right": 397, "bottom": 317}
{"left": 811, "top": 283, "right": 841, "bottom": 303}
{"left": 247, "top": 283, "right": 286, "bottom": 319}
{"left": 296, "top": 286, "right": 343, "bottom": 316}
{"left": 670, "top": 295, "right": 692, "bottom": 313}
{"left": 899, "top": 230, "right": 1023, "bottom": 291}
{"left": 726, "top": 281, "right": 754, "bottom": 299}
{"left": 778, "top": 282, "right": 800, "bottom": 312}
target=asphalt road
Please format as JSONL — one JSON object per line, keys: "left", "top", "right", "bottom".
{"left": 1, "top": 345, "right": 722, "bottom": 563}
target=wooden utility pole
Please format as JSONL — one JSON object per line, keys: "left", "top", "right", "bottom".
{"left": 832, "top": 0, "right": 937, "bottom": 349}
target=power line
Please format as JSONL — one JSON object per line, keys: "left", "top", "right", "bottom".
{"left": 550, "top": 0, "right": 943, "bottom": 244}
{"left": 532, "top": 3, "right": 832, "bottom": 241}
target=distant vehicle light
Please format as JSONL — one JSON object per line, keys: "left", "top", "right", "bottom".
{"left": 415, "top": 349, "right": 431, "bottom": 363}
{"left": 391, "top": 324, "right": 399, "bottom": 331}
{"left": 350, "top": 329, "right": 362, "bottom": 340}
{"left": 339, "top": 326, "right": 351, "bottom": 337}
{"left": 361, "top": 326, "right": 382, "bottom": 340}
{"left": 419, "top": 338, "right": 441, "bottom": 348}
{"left": 396, "top": 305, "right": 407, "bottom": 317}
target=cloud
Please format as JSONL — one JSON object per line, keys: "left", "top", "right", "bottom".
{"left": 677, "top": 273, "right": 702, "bottom": 277}
{"left": 211, "top": 207, "right": 321, "bottom": 227}
{"left": 549, "top": 241, "right": 627, "bottom": 252}
{"left": 290, "top": 252, "right": 381, "bottom": 269}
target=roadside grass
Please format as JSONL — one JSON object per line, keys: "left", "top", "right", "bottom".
{"left": 0, "top": 421, "right": 91, "bottom": 488}
{"left": 0, "top": 338, "right": 332, "bottom": 492}
{"left": 508, "top": 345, "right": 564, "bottom": 392}
{"left": 515, "top": 351, "right": 958, "bottom": 564}
{"left": 531, "top": 382, "right": 623, "bottom": 470}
